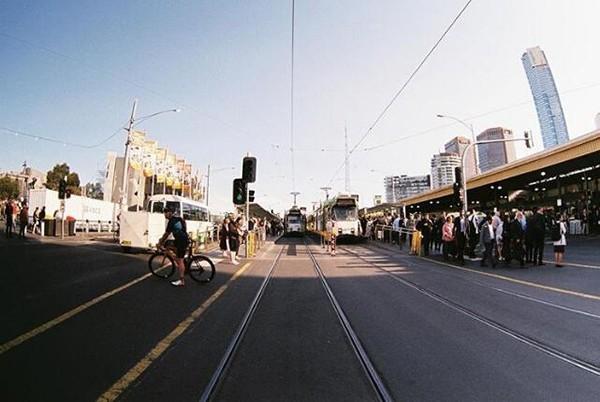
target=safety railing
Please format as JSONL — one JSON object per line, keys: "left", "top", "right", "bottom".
{"left": 371, "top": 224, "right": 422, "bottom": 256}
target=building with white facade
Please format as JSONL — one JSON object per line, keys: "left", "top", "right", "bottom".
{"left": 430, "top": 153, "right": 461, "bottom": 189}
{"left": 522, "top": 46, "right": 569, "bottom": 149}
{"left": 476, "top": 127, "right": 517, "bottom": 172}
{"left": 384, "top": 175, "right": 431, "bottom": 203}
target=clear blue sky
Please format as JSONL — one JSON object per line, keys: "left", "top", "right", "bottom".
{"left": 2, "top": 0, "right": 600, "bottom": 213}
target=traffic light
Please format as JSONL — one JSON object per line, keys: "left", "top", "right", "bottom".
{"left": 242, "top": 157, "right": 257, "bottom": 183}
{"left": 233, "top": 178, "right": 247, "bottom": 205}
{"left": 58, "top": 178, "right": 67, "bottom": 199}
{"left": 249, "top": 190, "right": 255, "bottom": 203}
{"left": 524, "top": 130, "right": 534, "bottom": 149}
{"left": 66, "top": 189, "right": 72, "bottom": 199}
{"left": 453, "top": 167, "right": 463, "bottom": 209}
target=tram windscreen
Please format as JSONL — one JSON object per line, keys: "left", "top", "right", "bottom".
{"left": 287, "top": 215, "right": 301, "bottom": 223}
{"left": 332, "top": 207, "right": 357, "bottom": 221}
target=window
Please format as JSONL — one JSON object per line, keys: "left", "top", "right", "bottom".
{"left": 166, "top": 201, "right": 181, "bottom": 216}
{"left": 152, "top": 202, "right": 164, "bottom": 213}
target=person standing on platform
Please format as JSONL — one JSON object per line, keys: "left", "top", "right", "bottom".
{"left": 228, "top": 217, "right": 242, "bottom": 265}
{"left": 531, "top": 207, "right": 546, "bottom": 265}
{"left": 466, "top": 210, "right": 479, "bottom": 258}
{"left": 417, "top": 214, "right": 433, "bottom": 256}
{"left": 219, "top": 217, "right": 231, "bottom": 257}
{"left": 552, "top": 214, "right": 567, "bottom": 267}
{"left": 453, "top": 212, "right": 467, "bottom": 264}
{"left": 480, "top": 215, "right": 497, "bottom": 268}
{"left": 442, "top": 216, "right": 455, "bottom": 261}
{"left": 525, "top": 211, "right": 534, "bottom": 263}
{"left": 510, "top": 211, "right": 526, "bottom": 268}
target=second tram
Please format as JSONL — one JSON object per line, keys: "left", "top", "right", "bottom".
{"left": 314, "top": 193, "right": 361, "bottom": 239}
{"left": 284, "top": 206, "right": 306, "bottom": 235}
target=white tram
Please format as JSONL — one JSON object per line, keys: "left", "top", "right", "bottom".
{"left": 314, "top": 193, "right": 360, "bottom": 239}
{"left": 284, "top": 206, "right": 306, "bottom": 235}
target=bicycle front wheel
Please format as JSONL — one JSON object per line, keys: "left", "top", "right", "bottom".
{"left": 149, "top": 252, "right": 176, "bottom": 279}
{"left": 188, "top": 255, "right": 216, "bottom": 283}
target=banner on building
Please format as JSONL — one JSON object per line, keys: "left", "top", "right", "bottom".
{"left": 142, "top": 140, "right": 157, "bottom": 177}
{"left": 155, "top": 148, "right": 167, "bottom": 183}
{"left": 128, "top": 131, "right": 146, "bottom": 171}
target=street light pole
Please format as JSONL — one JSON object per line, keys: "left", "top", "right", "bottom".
{"left": 460, "top": 137, "right": 532, "bottom": 216}
{"left": 437, "top": 114, "right": 479, "bottom": 175}
{"left": 120, "top": 99, "right": 138, "bottom": 212}
{"left": 206, "top": 164, "right": 211, "bottom": 207}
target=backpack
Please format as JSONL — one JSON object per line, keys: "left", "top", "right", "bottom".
{"left": 551, "top": 223, "right": 561, "bottom": 241}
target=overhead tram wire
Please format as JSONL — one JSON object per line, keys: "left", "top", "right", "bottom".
{"left": 290, "top": 0, "right": 297, "bottom": 194}
{"left": 326, "top": 0, "right": 474, "bottom": 187}
{"left": 0, "top": 125, "right": 124, "bottom": 149}
{"left": 361, "top": 80, "right": 600, "bottom": 152}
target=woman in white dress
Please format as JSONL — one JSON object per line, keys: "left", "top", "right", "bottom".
{"left": 553, "top": 214, "right": 567, "bottom": 268}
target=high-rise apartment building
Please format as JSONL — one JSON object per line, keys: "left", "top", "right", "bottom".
{"left": 522, "top": 46, "right": 569, "bottom": 148}
{"left": 476, "top": 128, "right": 516, "bottom": 172}
{"left": 444, "top": 136, "right": 477, "bottom": 178}
{"left": 384, "top": 175, "right": 431, "bottom": 202}
{"left": 430, "top": 153, "right": 461, "bottom": 189}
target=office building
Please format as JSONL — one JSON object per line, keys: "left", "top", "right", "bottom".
{"left": 430, "top": 153, "right": 461, "bottom": 189}
{"left": 476, "top": 127, "right": 517, "bottom": 172}
{"left": 444, "top": 136, "right": 477, "bottom": 178}
{"left": 384, "top": 174, "right": 431, "bottom": 203}
{"left": 522, "top": 46, "right": 569, "bottom": 148}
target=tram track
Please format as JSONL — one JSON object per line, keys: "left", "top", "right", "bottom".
{"left": 200, "top": 238, "right": 392, "bottom": 402}
{"left": 338, "top": 244, "right": 600, "bottom": 378}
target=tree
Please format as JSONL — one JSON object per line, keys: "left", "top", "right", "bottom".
{"left": 0, "top": 176, "right": 19, "bottom": 200}
{"left": 85, "top": 182, "right": 104, "bottom": 200}
{"left": 46, "top": 163, "right": 81, "bottom": 195}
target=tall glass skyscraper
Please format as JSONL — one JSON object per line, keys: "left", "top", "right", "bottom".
{"left": 522, "top": 46, "right": 569, "bottom": 149}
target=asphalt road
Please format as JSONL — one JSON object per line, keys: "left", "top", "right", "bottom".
{"left": 2, "top": 232, "right": 600, "bottom": 401}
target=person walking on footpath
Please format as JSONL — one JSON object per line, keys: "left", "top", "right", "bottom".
{"left": 18, "top": 203, "right": 29, "bottom": 239}
{"left": 552, "top": 214, "right": 567, "bottom": 268}
{"left": 32, "top": 207, "right": 40, "bottom": 235}
{"left": 480, "top": 215, "right": 497, "bottom": 268}
{"left": 5, "top": 200, "right": 14, "bottom": 238}
{"left": 219, "top": 217, "right": 231, "bottom": 257}
{"left": 228, "top": 217, "right": 242, "bottom": 265}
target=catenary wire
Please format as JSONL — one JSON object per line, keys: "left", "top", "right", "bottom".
{"left": 326, "top": 0, "right": 474, "bottom": 187}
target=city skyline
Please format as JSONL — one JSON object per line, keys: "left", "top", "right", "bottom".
{"left": 2, "top": 1, "right": 600, "bottom": 211}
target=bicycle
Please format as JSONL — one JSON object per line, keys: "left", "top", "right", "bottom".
{"left": 148, "top": 240, "right": 216, "bottom": 283}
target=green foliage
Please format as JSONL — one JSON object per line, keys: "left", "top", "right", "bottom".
{"left": 46, "top": 163, "right": 81, "bottom": 195}
{"left": 0, "top": 176, "right": 19, "bottom": 199}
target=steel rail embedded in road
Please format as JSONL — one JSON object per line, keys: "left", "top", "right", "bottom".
{"left": 305, "top": 240, "right": 393, "bottom": 402}
{"left": 340, "top": 245, "right": 600, "bottom": 378}
{"left": 199, "top": 245, "right": 285, "bottom": 402}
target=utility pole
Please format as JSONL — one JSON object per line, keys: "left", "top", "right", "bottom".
{"left": 120, "top": 99, "right": 138, "bottom": 212}
{"left": 290, "top": 191, "right": 300, "bottom": 206}
{"left": 206, "top": 164, "right": 211, "bottom": 207}
{"left": 344, "top": 124, "right": 350, "bottom": 193}
{"left": 320, "top": 186, "right": 331, "bottom": 201}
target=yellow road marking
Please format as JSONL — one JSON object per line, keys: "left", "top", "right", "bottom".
{"left": 0, "top": 272, "right": 153, "bottom": 355}
{"left": 421, "top": 256, "right": 600, "bottom": 302}
{"left": 97, "top": 262, "right": 252, "bottom": 402}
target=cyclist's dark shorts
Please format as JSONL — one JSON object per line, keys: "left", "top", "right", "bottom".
{"left": 175, "top": 240, "right": 188, "bottom": 258}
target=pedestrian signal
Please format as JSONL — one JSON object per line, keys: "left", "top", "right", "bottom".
{"left": 249, "top": 189, "right": 255, "bottom": 203}
{"left": 242, "top": 157, "right": 257, "bottom": 183}
{"left": 58, "top": 179, "right": 67, "bottom": 199}
{"left": 233, "top": 178, "right": 247, "bottom": 205}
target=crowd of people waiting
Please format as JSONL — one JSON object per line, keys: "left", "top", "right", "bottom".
{"left": 361, "top": 207, "right": 570, "bottom": 268}
{"left": 1, "top": 199, "right": 47, "bottom": 239}
{"left": 218, "top": 215, "right": 282, "bottom": 264}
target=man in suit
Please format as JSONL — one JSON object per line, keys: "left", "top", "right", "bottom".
{"left": 531, "top": 207, "right": 546, "bottom": 265}
{"left": 453, "top": 212, "right": 467, "bottom": 264}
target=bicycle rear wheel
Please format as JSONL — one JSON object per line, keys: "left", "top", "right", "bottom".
{"left": 188, "top": 255, "right": 216, "bottom": 283}
{"left": 149, "top": 252, "right": 176, "bottom": 279}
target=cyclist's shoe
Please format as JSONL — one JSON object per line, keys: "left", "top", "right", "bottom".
{"left": 171, "top": 279, "right": 185, "bottom": 287}
{"left": 232, "top": 260, "right": 240, "bottom": 265}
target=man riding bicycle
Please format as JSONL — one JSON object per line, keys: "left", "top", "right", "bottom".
{"left": 158, "top": 207, "right": 190, "bottom": 287}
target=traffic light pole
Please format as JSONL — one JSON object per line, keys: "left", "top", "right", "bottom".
{"left": 460, "top": 134, "right": 533, "bottom": 216}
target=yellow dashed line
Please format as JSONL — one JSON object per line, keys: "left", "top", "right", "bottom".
{"left": 97, "top": 262, "right": 252, "bottom": 402}
{"left": 0, "top": 272, "right": 153, "bottom": 355}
